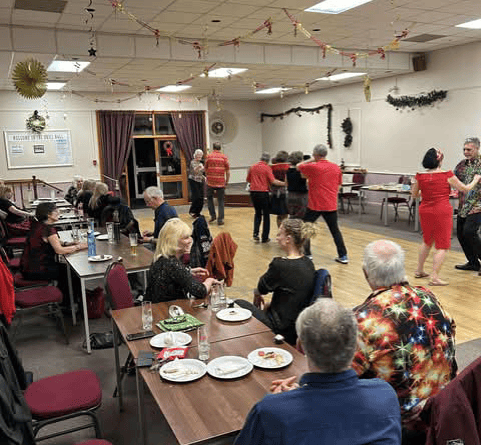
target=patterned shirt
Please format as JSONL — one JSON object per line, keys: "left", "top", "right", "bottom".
{"left": 188, "top": 159, "right": 205, "bottom": 183}
{"left": 205, "top": 151, "right": 229, "bottom": 188}
{"left": 352, "top": 284, "right": 457, "bottom": 419}
{"left": 454, "top": 156, "right": 481, "bottom": 216}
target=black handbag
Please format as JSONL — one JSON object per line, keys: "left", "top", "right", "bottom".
{"left": 82, "top": 331, "right": 119, "bottom": 350}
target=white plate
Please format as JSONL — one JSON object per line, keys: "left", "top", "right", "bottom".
{"left": 206, "top": 356, "right": 253, "bottom": 379}
{"left": 159, "top": 359, "right": 207, "bottom": 382}
{"left": 96, "top": 234, "right": 109, "bottom": 240}
{"left": 88, "top": 254, "right": 113, "bottom": 262}
{"left": 93, "top": 231, "right": 101, "bottom": 236}
{"left": 150, "top": 332, "right": 192, "bottom": 348}
{"left": 216, "top": 308, "right": 252, "bottom": 322}
{"left": 247, "top": 347, "right": 293, "bottom": 369}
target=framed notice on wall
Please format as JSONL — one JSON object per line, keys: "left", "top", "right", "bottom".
{"left": 3, "top": 130, "right": 73, "bottom": 169}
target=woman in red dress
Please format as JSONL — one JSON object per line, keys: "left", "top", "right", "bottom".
{"left": 412, "top": 148, "right": 480, "bottom": 285}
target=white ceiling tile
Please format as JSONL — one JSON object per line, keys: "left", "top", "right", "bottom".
{"left": 12, "top": 9, "right": 60, "bottom": 24}
{"left": 97, "top": 17, "right": 143, "bottom": 33}
{"left": 155, "top": 11, "right": 202, "bottom": 24}
{"left": 97, "top": 35, "right": 135, "bottom": 57}
{"left": 13, "top": 27, "right": 57, "bottom": 53}
{"left": 0, "top": 27, "right": 12, "bottom": 51}
{"left": 166, "top": 0, "right": 217, "bottom": 14}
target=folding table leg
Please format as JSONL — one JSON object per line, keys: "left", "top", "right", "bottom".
{"left": 112, "top": 319, "right": 123, "bottom": 411}
{"left": 80, "top": 279, "right": 91, "bottom": 354}
{"left": 136, "top": 367, "right": 146, "bottom": 445}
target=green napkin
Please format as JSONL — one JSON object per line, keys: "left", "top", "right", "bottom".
{"left": 157, "top": 314, "right": 204, "bottom": 332}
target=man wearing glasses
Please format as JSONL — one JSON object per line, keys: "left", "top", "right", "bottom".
{"left": 454, "top": 137, "right": 481, "bottom": 272}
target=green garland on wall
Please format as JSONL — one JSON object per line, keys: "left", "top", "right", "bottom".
{"left": 386, "top": 90, "right": 447, "bottom": 110}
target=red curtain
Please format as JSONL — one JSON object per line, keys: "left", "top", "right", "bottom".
{"left": 171, "top": 112, "right": 205, "bottom": 164}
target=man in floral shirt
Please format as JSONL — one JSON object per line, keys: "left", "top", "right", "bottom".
{"left": 453, "top": 137, "right": 481, "bottom": 272}
{"left": 353, "top": 240, "right": 456, "bottom": 443}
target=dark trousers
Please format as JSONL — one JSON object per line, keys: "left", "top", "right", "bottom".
{"left": 189, "top": 179, "right": 204, "bottom": 216}
{"left": 207, "top": 186, "right": 225, "bottom": 221}
{"left": 457, "top": 214, "right": 481, "bottom": 266}
{"left": 250, "top": 191, "right": 270, "bottom": 241}
{"left": 303, "top": 208, "right": 347, "bottom": 257}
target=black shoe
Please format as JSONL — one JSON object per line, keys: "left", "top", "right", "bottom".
{"left": 217, "top": 220, "right": 224, "bottom": 226}
{"left": 455, "top": 262, "right": 480, "bottom": 271}
{"left": 261, "top": 238, "right": 271, "bottom": 243}
{"left": 253, "top": 235, "right": 260, "bottom": 242}
{"left": 209, "top": 217, "right": 216, "bottom": 223}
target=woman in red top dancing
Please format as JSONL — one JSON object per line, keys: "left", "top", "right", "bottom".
{"left": 412, "top": 148, "right": 480, "bottom": 285}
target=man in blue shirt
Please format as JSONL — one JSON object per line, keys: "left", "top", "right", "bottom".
{"left": 235, "top": 299, "right": 401, "bottom": 445}
{"left": 142, "top": 186, "right": 178, "bottom": 249}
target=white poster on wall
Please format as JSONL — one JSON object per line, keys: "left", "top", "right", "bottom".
{"left": 4, "top": 130, "right": 73, "bottom": 169}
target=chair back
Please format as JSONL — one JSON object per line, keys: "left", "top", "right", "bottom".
{"left": 103, "top": 260, "right": 133, "bottom": 310}
{"left": 309, "top": 268, "right": 332, "bottom": 305}
{"left": 352, "top": 173, "right": 366, "bottom": 185}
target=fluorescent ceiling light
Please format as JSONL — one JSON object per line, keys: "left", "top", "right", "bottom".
{"left": 47, "top": 82, "right": 66, "bottom": 90}
{"left": 48, "top": 61, "right": 90, "bottom": 72}
{"left": 456, "top": 18, "right": 481, "bottom": 29}
{"left": 156, "top": 85, "right": 192, "bottom": 92}
{"left": 305, "top": 0, "right": 373, "bottom": 14}
{"left": 255, "top": 87, "right": 290, "bottom": 95}
{"left": 200, "top": 68, "right": 247, "bottom": 78}
{"left": 317, "top": 72, "right": 366, "bottom": 81}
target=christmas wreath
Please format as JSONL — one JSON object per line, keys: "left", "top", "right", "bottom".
{"left": 341, "top": 117, "right": 353, "bottom": 148}
{"left": 386, "top": 90, "right": 447, "bottom": 110}
{"left": 26, "top": 110, "right": 46, "bottom": 133}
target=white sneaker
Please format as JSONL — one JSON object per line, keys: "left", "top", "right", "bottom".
{"left": 335, "top": 255, "right": 349, "bottom": 264}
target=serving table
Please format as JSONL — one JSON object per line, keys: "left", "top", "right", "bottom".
{"left": 112, "top": 300, "right": 307, "bottom": 445}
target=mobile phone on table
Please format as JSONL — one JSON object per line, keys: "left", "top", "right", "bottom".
{"left": 126, "top": 330, "right": 155, "bottom": 341}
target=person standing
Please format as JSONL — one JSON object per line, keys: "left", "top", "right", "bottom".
{"left": 412, "top": 148, "right": 480, "bottom": 285}
{"left": 205, "top": 143, "right": 230, "bottom": 226}
{"left": 188, "top": 149, "right": 205, "bottom": 218}
{"left": 454, "top": 137, "right": 481, "bottom": 272}
{"left": 142, "top": 186, "right": 178, "bottom": 248}
{"left": 297, "top": 144, "right": 348, "bottom": 264}
{"left": 246, "top": 153, "right": 285, "bottom": 243}
{"left": 286, "top": 151, "right": 308, "bottom": 219}
{"left": 270, "top": 151, "right": 289, "bottom": 228}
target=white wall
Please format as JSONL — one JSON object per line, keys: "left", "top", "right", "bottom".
{"left": 207, "top": 99, "right": 262, "bottom": 183}
{"left": 260, "top": 40, "right": 481, "bottom": 175}
{"left": 0, "top": 91, "right": 207, "bottom": 184}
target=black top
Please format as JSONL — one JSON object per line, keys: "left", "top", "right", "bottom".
{"left": 259, "top": 256, "right": 315, "bottom": 344}
{"left": 64, "top": 185, "right": 78, "bottom": 205}
{"left": 145, "top": 256, "right": 207, "bottom": 303}
{"left": 286, "top": 167, "right": 308, "bottom": 193}
{"left": 0, "top": 198, "right": 25, "bottom": 224}
{"left": 76, "top": 191, "right": 93, "bottom": 213}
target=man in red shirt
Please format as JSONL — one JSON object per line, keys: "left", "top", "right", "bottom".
{"left": 205, "top": 143, "right": 230, "bottom": 226}
{"left": 247, "top": 153, "right": 285, "bottom": 242}
{"left": 297, "top": 144, "right": 348, "bottom": 263}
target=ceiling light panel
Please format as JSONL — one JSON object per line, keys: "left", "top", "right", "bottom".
{"left": 200, "top": 68, "right": 248, "bottom": 78}
{"left": 47, "top": 82, "right": 66, "bottom": 90}
{"left": 456, "top": 18, "right": 481, "bottom": 29}
{"left": 305, "top": 0, "right": 374, "bottom": 14}
{"left": 317, "top": 72, "right": 366, "bottom": 81}
{"left": 157, "top": 85, "right": 192, "bottom": 92}
{"left": 48, "top": 61, "right": 90, "bottom": 72}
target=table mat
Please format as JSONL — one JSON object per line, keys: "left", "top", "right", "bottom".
{"left": 157, "top": 314, "right": 204, "bottom": 332}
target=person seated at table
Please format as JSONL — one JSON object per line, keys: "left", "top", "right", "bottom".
{"left": 0, "top": 185, "right": 34, "bottom": 236}
{"left": 234, "top": 299, "right": 401, "bottom": 445}
{"left": 145, "top": 218, "right": 219, "bottom": 303}
{"left": 76, "top": 179, "right": 96, "bottom": 214}
{"left": 64, "top": 175, "right": 83, "bottom": 205}
{"left": 235, "top": 219, "right": 317, "bottom": 345}
{"left": 20, "top": 202, "right": 87, "bottom": 286}
{"left": 88, "top": 182, "right": 112, "bottom": 223}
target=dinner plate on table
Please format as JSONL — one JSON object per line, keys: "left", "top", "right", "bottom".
{"left": 159, "top": 359, "right": 207, "bottom": 383}
{"left": 88, "top": 254, "right": 113, "bottom": 262}
{"left": 247, "top": 347, "right": 293, "bottom": 369}
{"left": 206, "top": 356, "right": 253, "bottom": 379}
{"left": 150, "top": 332, "right": 192, "bottom": 348}
{"left": 216, "top": 308, "right": 252, "bottom": 322}
{"left": 96, "top": 234, "right": 109, "bottom": 240}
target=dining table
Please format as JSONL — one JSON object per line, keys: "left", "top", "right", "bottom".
{"left": 112, "top": 300, "right": 308, "bottom": 445}
{"left": 58, "top": 229, "right": 153, "bottom": 353}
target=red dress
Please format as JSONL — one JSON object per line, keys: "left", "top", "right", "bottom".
{"left": 416, "top": 170, "right": 454, "bottom": 249}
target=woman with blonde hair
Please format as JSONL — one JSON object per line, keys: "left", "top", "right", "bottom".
{"left": 145, "top": 218, "right": 219, "bottom": 302}
{"left": 235, "top": 218, "right": 317, "bottom": 345}
{"left": 76, "top": 179, "right": 96, "bottom": 214}
{"left": 88, "top": 182, "right": 111, "bottom": 222}
{"left": 0, "top": 185, "right": 34, "bottom": 235}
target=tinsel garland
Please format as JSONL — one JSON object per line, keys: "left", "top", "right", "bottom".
{"left": 260, "top": 104, "right": 333, "bottom": 147}
{"left": 341, "top": 117, "right": 353, "bottom": 148}
{"left": 386, "top": 90, "right": 447, "bottom": 110}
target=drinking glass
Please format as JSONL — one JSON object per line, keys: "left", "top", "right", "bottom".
{"left": 129, "top": 233, "right": 138, "bottom": 256}
{"left": 71, "top": 226, "right": 79, "bottom": 242}
{"left": 210, "top": 286, "right": 221, "bottom": 312}
{"left": 141, "top": 301, "right": 153, "bottom": 330}
{"left": 197, "top": 325, "right": 210, "bottom": 361}
{"left": 106, "top": 222, "right": 114, "bottom": 244}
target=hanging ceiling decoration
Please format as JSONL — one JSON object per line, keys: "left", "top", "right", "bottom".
{"left": 386, "top": 90, "right": 448, "bottom": 110}
{"left": 12, "top": 58, "right": 48, "bottom": 99}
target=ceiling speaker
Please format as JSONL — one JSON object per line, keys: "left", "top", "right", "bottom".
{"left": 412, "top": 54, "right": 427, "bottom": 72}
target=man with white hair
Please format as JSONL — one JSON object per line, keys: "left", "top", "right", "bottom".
{"left": 142, "top": 186, "right": 177, "bottom": 246}
{"left": 297, "top": 144, "right": 348, "bottom": 264}
{"left": 353, "top": 239, "right": 456, "bottom": 443}
{"left": 235, "top": 298, "right": 401, "bottom": 445}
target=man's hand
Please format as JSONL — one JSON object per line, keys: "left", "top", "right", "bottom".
{"left": 191, "top": 267, "right": 209, "bottom": 278}
{"left": 270, "top": 376, "right": 299, "bottom": 394}
{"left": 142, "top": 230, "right": 152, "bottom": 237}
{"left": 253, "top": 292, "right": 265, "bottom": 310}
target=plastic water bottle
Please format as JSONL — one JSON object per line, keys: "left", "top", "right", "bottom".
{"left": 87, "top": 219, "right": 96, "bottom": 257}
{"left": 113, "top": 210, "right": 121, "bottom": 243}
{"left": 78, "top": 202, "right": 84, "bottom": 218}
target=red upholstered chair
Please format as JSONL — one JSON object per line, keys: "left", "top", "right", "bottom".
{"left": 14, "top": 285, "right": 69, "bottom": 344}
{"left": 24, "top": 369, "right": 103, "bottom": 442}
{"left": 380, "top": 175, "right": 413, "bottom": 223}
{"left": 339, "top": 172, "right": 366, "bottom": 214}
{"left": 104, "top": 260, "right": 135, "bottom": 397}
{"left": 13, "top": 272, "right": 50, "bottom": 288}
{"left": 0, "top": 217, "right": 27, "bottom": 249}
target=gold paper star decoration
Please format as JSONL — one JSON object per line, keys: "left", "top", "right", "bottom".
{"left": 12, "top": 58, "right": 48, "bottom": 99}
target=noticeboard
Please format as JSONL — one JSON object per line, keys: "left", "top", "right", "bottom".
{"left": 4, "top": 130, "right": 73, "bottom": 169}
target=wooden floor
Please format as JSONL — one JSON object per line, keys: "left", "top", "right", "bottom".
{"left": 137, "top": 207, "right": 480, "bottom": 344}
